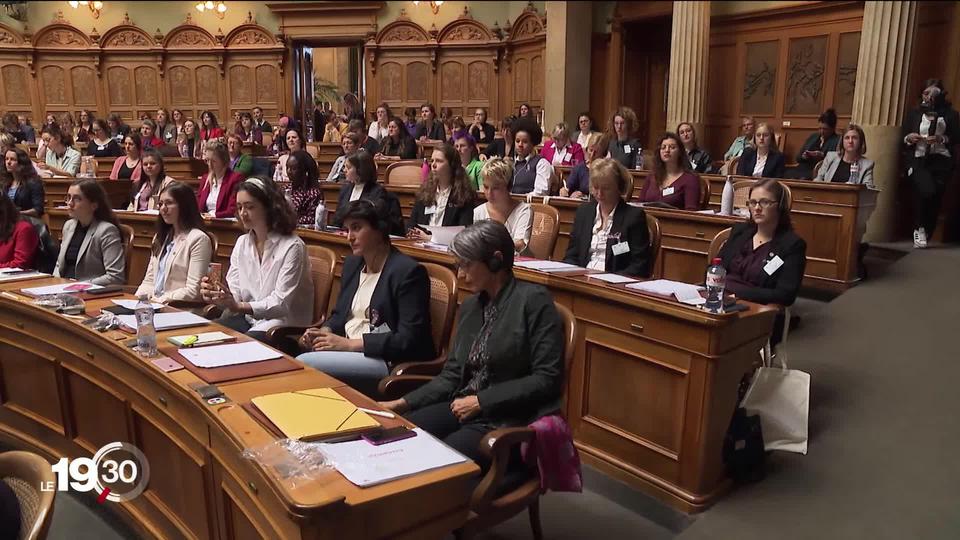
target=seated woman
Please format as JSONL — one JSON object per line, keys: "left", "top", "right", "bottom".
{"left": 378, "top": 220, "right": 565, "bottom": 468}
{"left": 719, "top": 178, "right": 807, "bottom": 307}
{"left": 791, "top": 108, "right": 839, "bottom": 180}
{"left": 414, "top": 103, "right": 447, "bottom": 142}
{"left": 0, "top": 193, "right": 38, "bottom": 269}
{"left": 560, "top": 132, "right": 606, "bottom": 198}
{"left": 76, "top": 111, "right": 94, "bottom": 144}
{"left": 86, "top": 119, "right": 122, "bottom": 158}
{"left": 127, "top": 148, "right": 175, "bottom": 212}
{"left": 563, "top": 158, "right": 651, "bottom": 277}
{"left": 226, "top": 132, "right": 253, "bottom": 177}
{"left": 737, "top": 123, "right": 786, "bottom": 179}
{"left": 376, "top": 117, "right": 418, "bottom": 160}
{"left": 297, "top": 199, "right": 435, "bottom": 397}
{"left": 447, "top": 115, "right": 469, "bottom": 144}
{"left": 576, "top": 112, "right": 598, "bottom": 149}
{"left": 1, "top": 147, "right": 45, "bottom": 217}
{"left": 406, "top": 144, "right": 476, "bottom": 240}
{"left": 107, "top": 113, "right": 131, "bottom": 144}
{"left": 177, "top": 119, "right": 201, "bottom": 159}
{"left": 286, "top": 150, "right": 324, "bottom": 227}
{"left": 273, "top": 128, "right": 306, "bottom": 185}
{"left": 454, "top": 134, "right": 484, "bottom": 190}
{"left": 677, "top": 122, "right": 714, "bottom": 173}
{"left": 136, "top": 181, "right": 212, "bottom": 303}
{"left": 199, "top": 110, "right": 225, "bottom": 143}
{"left": 332, "top": 150, "right": 386, "bottom": 225}
{"left": 110, "top": 132, "right": 143, "bottom": 182}
{"left": 326, "top": 133, "right": 360, "bottom": 183}
{"left": 322, "top": 112, "right": 347, "bottom": 143}
{"left": 480, "top": 116, "right": 517, "bottom": 161}
{"left": 815, "top": 123, "right": 875, "bottom": 188}
{"left": 139, "top": 119, "right": 165, "bottom": 150}
{"left": 200, "top": 177, "right": 313, "bottom": 349}
{"left": 156, "top": 108, "right": 177, "bottom": 145}
{"left": 368, "top": 103, "right": 391, "bottom": 142}
{"left": 475, "top": 158, "right": 532, "bottom": 254}
{"left": 640, "top": 132, "right": 702, "bottom": 210}
{"left": 607, "top": 107, "right": 643, "bottom": 170}
{"left": 54, "top": 179, "right": 125, "bottom": 285}
{"left": 196, "top": 140, "right": 244, "bottom": 219}
{"left": 235, "top": 112, "right": 263, "bottom": 145}
{"left": 511, "top": 123, "right": 553, "bottom": 196}
{"left": 38, "top": 126, "right": 80, "bottom": 177}
{"left": 541, "top": 122, "right": 585, "bottom": 167}
{"left": 469, "top": 107, "right": 496, "bottom": 144}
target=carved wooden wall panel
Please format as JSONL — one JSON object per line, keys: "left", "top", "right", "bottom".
{"left": 0, "top": 65, "right": 30, "bottom": 109}
{"left": 833, "top": 32, "right": 860, "bottom": 116}
{"left": 467, "top": 61, "right": 490, "bottom": 101}
{"left": 255, "top": 65, "right": 279, "bottom": 104}
{"left": 379, "top": 62, "right": 402, "bottom": 102}
{"left": 107, "top": 67, "right": 133, "bottom": 107}
{"left": 71, "top": 67, "right": 97, "bottom": 107}
{"left": 785, "top": 36, "right": 828, "bottom": 115}
{"left": 742, "top": 41, "right": 779, "bottom": 116}
{"left": 406, "top": 62, "right": 430, "bottom": 103}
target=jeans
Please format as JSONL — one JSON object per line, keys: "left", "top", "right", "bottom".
{"left": 297, "top": 351, "right": 389, "bottom": 398}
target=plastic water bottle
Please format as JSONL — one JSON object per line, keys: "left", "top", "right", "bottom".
{"left": 720, "top": 175, "right": 735, "bottom": 216}
{"left": 849, "top": 161, "right": 860, "bottom": 184}
{"left": 314, "top": 200, "right": 327, "bottom": 231}
{"left": 135, "top": 295, "right": 157, "bottom": 357}
{"left": 705, "top": 258, "right": 726, "bottom": 313}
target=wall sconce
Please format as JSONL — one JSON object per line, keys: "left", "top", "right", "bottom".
{"left": 195, "top": 1, "right": 227, "bottom": 19}
{"left": 67, "top": 1, "right": 103, "bottom": 19}
{"left": 411, "top": 1, "right": 443, "bottom": 15}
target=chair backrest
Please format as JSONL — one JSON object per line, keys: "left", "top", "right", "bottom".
{"left": 774, "top": 132, "right": 783, "bottom": 150}
{"left": 262, "top": 132, "right": 273, "bottom": 148}
{"left": 528, "top": 203, "right": 559, "bottom": 260}
{"left": 707, "top": 227, "right": 732, "bottom": 263}
{"left": 782, "top": 182, "right": 793, "bottom": 210}
{"left": 722, "top": 155, "right": 741, "bottom": 176}
{"left": 421, "top": 262, "right": 458, "bottom": 354}
{"left": 118, "top": 223, "right": 135, "bottom": 283}
{"left": 384, "top": 160, "right": 425, "bottom": 186}
{"left": 306, "top": 245, "right": 337, "bottom": 322}
{"left": 698, "top": 173, "right": 710, "bottom": 209}
{"left": 554, "top": 302, "right": 577, "bottom": 397}
{"left": 203, "top": 229, "right": 219, "bottom": 262}
{"left": 812, "top": 159, "right": 824, "bottom": 178}
{"left": 732, "top": 179, "right": 756, "bottom": 210}
{"left": 0, "top": 450, "right": 56, "bottom": 540}
{"left": 645, "top": 213, "right": 662, "bottom": 278}
{"left": 305, "top": 143, "right": 320, "bottom": 160}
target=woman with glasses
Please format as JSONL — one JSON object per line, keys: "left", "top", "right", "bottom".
{"left": 86, "top": 120, "right": 121, "bottom": 158}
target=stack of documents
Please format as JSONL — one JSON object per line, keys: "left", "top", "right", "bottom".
{"left": 117, "top": 311, "right": 209, "bottom": 331}
{"left": 587, "top": 273, "right": 638, "bottom": 284}
{"left": 251, "top": 388, "right": 379, "bottom": 441}
{"left": 319, "top": 428, "right": 468, "bottom": 487}
{"left": 21, "top": 282, "right": 101, "bottom": 296}
{"left": 0, "top": 268, "right": 46, "bottom": 282}
{"left": 178, "top": 341, "right": 280, "bottom": 367}
{"left": 168, "top": 331, "right": 235, "bottom": 347}
{"left": 514, "top": 260, "right": 585, "bottom": 273}
{"left": 626, "top": 279, "right": 706, "bottom": 305}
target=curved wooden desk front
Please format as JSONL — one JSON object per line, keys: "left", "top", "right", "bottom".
{"left": 0, "top": 279, "right": 477, "bottom": 539}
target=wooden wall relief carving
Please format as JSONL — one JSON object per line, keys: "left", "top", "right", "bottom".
{"left": 380, "top": 62, "right": 402, "bottom": 102}
{"left": 2, "top": 65, "right": 30, "bottom": 107}
{"left": 742, "top": 41, "right": 779, "bottom": 115}
{"left": 108, "top": 66, "right": 132, "bottom": 105}
{"left": 834, "top": 32, "right": 860, "bottom": 116}
{"left": 134, "top": 66, "right": 159, "bottom": 105}
{"left": 255, "top": 65, "right": 278, "bottom": 104}
{"left": 785, "top": 36, "right": 827, "bottom": 115}
{"left": 41, "top": 66, "right": 68, "bottom": 105}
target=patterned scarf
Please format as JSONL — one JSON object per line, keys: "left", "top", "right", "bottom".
{"left": 457, "top": 298, "right": 502, "bottom": 397}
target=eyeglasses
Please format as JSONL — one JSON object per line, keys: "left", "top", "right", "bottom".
{"left": 746, "top": 199, "right": 777, "bottom": 209}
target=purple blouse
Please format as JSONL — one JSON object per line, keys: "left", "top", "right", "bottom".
{"left": 725, "top": 238, "right": 774, "bottom": 296}
{"left": 639, "top": 171, "right": 701, "bottom": 210}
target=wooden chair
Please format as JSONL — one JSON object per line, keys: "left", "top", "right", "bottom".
{"left": 812, "top": 159, "right": 824, "bottom": 179}
{"left": 204, "top": 230, "right": 219, "bottom": 262}
{"left": 707, "top": 227, "right": 732, "bottom": 262}
{"left": 305, "top": 143, "right": 320, "bottom": 160}
{"left": 261, "top": 132, "right": 273, "bottom": 148}
{"left": 379, "top": 303, "right": 577, "bottom": 540}
{"left": 528, "top": 204, "right": 559, "bottom": 260}
{"left": 384, "top": 160, "right": 425, "bottom": 186}
{"left": 389, "top": 263, "right": 458, "bottom": 377}
{"left": 732, "top": 180, "right": 756, "bottom": 211}
{"left": 774, "top": 132, "right": 783, "bottom": 150}
{"left": 266, "top": 245, "right": 338, "bottom": 343}
{"left": 0, "top": 450, "right": 56, "bottom": 540}
{"left": 646, "top": 213, "right": 662, "bottom": 279}
{"left": 697, "top": 173, "right": 711, "bottom": 209}
{"left": 118, "top": 223, "right": 135, "bottom": 284}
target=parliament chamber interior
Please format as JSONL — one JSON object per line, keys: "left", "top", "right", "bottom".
{"left": 0, "top": 1, "right": 957, "bottom": 539}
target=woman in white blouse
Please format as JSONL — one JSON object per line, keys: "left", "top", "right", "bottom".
{"left": 272, "top": 128, "right": 305, "bottom": 185}
{"left": 136, "top": 182, "right": 212, "bottom": 303}
{"left": 367, "top": 103, "right": 391, "bottom": 142}
{"left": 474, "top": 157, "right": 532, "bottom": 254}
{"left": 200, "top": 176, "right": 313, "bottom": 349}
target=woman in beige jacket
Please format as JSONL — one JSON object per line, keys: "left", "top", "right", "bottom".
{"left": 136, "top": 181, "right": 213, "bottom": 303}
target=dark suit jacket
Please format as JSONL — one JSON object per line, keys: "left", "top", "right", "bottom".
{"left": 563, "top": 199, "right": 651, "bottom": 278}
{"left": 332, "top": 182, "right": 405, "bottom": 236}
{"left": 470, "top": 123, "right": 497, "bottom": 145}
{"left": 718, "top": 222, "right": 807, "bottom": 306}
{"left": 481, "top": 138, "right": 515, "bottom": 159}
{"left": 5, "top": 178, "right": 45, "bottom": 216}
{"left": 414, "top": 121, "right": 446, "bottom": 141}
{"left": 325, "top": 249, "right": 435, "bottom": 365}
{"left": 406, "top": 192, "right": 476, "bottom": 232}
{"left": 737, "top": 147, "right": 786, "bottom": 179}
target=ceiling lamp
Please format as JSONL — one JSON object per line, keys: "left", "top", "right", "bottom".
{"left": 412, "top": 1, "right": 444, "bottom": 15}
{"left": 67, "top": 1, "right": 103, "bottom": 19}
{"left": 196, "top": 1, "right": 227, "bottom": 19}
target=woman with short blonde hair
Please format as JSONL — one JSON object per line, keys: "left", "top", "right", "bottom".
{"left": 473, "top": 157, "right": 532, "bottom": 254}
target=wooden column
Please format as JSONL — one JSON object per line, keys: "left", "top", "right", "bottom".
{"left": 604, "top": 14, "right": 624, "bottom": 120}
{"left": 544, "top": 1, "right": 593, "bottom": 128}
{"left": 665, "top": 1, "right": 710, "bottom": 135}
{"left": 852, "top": 1, "right": 918, "bottom": 241}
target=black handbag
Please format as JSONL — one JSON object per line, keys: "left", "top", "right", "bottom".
{"left": 723, "top": 407, "right": 766, "bottom": 484}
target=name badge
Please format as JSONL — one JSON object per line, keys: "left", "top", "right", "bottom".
{"left": 662, "top": 187, "right": 675, "bottom": 196}
{"left": 623, "top": 145, "right": 632, "bottom": 154}
{"left": 424, "top": 205, "right": 437, "bottom": 215}
{"left": 764, "top": 255, "right": 784, "bottom": 275}
{"left": 611, "top": 241, "right": 630, "bottom": 256}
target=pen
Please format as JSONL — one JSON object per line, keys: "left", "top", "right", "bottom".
{"left": 357, "top": 407, "right": 396, "bottom": 419}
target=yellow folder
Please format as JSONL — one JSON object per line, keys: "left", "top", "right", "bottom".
{"left": 250, "top": 388, "right": 379, "bottom": 440}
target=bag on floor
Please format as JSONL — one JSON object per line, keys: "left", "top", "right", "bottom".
{"left": 740, "top": 350, "right": 810, "bottom": 455}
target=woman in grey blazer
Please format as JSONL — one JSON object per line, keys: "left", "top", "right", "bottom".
{"left": 814, "top": 124, "right": 875, "bottom": 188}
{"left": 54, "top": 179, "right": 125, "bottom": 286}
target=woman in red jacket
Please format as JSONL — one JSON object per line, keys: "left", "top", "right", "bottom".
{"left": 199, "top": 110, "right": 225, "bottom": 143}
{"left": 541, "top": 122, "right": 585, "bottom": 167}
{"left": 0, "top": 194, "right": 38, "bottom": 269}
{"left": 196, "top": 140, "right": 244, "bottom": 219}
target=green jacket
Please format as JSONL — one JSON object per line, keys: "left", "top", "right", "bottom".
{"left": 404, "top": 275, "right": 565, "bottom": 427}
{"left": 231, "top": 153, "right": 253, "bottom": 177}
{"left": 465, "top": 159, "right": 484, "bottom": 191}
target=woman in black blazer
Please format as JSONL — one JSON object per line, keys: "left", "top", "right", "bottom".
{"left": 718, "top": 178, "right": 806, "bottom": 307}
{"left": 330, "top": 150, "right": 403, "bottom": 236}
{"left": 297, "top": 199, "right": 435, "bottom": 397}
{"left": 481, "top": 116, "right": 517, "bottom": 160}
{"left": 406, "top": 143, "right": 476, "bottom": 240}
{"left": 0, "top": 147, "right": 45, "bottom": 217}
{"left": 737, "top": 123, "right": 786, "bottom": 178}
{"left": 563, "top": 158, "right": 651, "bottom": 277}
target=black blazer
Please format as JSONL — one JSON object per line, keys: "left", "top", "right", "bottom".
{"left": 5, "top": 178, "right": 45, "bottom": 216}
{"left": 563, "top": 199, "right": 651, "bottom": 278}
{"left": 406, "top": 192, "right": 476, "bottom": 232}
{"left": 737, "top": 147, "right": 786, "bottom": 179}
{"left": 414, "top": 121, "right": 446, "bottom": 141}
{"left": 470, "top": 123, "right": 497, "bottom": 145}
{"left": 718, "top": 222, "right": 807, "bottom": 306}
{"left": 325, "top": 249, "right": 435, "bottom": 365}
{"left": 331, "top": 182, "right": 405, "bottom": 237}
{"left": 481, "top": 138, "right": 515, "bottom": 159}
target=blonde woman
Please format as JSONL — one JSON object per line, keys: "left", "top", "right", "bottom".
{"left": 474, "top": 158, "right": 532, "bottom": 254}
{"left": 736, "top": 123, "right": 786, "bottom": 178}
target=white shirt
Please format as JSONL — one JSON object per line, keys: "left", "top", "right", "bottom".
{"left": 752, "top": 153, "right": 767, "bottom": 177}
{"left": 576, "top": 131, "right": 593, "bottom": 150}
{"left": 344, "top": 267, "right": 382, "bottom": 339}
{"left": 552, "top": 144, "right": 571, "bottom": 166}
{"left": 226, "top": 231, "right": 314, "bottom": 332}
{"left": 273, "top": 154, "right": 290, "bottom": 184}
{"left": 429, "top": 187, "right": 451, "bottom": 226}
{"left": 368, "top": 122, "right": 389, "bottom": 142}
{"left": 349, "top": 183, "right": 364, "bottom": 202}
{"left": 587, "top": 205, "right": 617, "bottom": 271}
{"left": 474, "top": 202, "right": 532, "bottom": 252}
{"left": 326, "top": 155, "right": 347, "bottom": 182}
{"left": 914, "top": 113, "right": 951, "bottom": 158}
{"left": 205, "top": 177, "right": 221, "bottom": 213}
{"left": 515, "top": 154, "right": 554, "bottom": 196}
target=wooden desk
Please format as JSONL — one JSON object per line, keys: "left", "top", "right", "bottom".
{"left": 44, "top": 208, "right": 778, "bottom": 512}
{"left": 90, "top": 157, "right": 207, "bottom": 182}
{"left": 43, "top": 177, "right": 132, "bottom": 210}
{"left": 0, "top": 279, "right": 477, "bottom": 539}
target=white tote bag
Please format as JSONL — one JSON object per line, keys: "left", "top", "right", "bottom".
{"left": 740, "top": 321, "right": 810, "bottom": 454}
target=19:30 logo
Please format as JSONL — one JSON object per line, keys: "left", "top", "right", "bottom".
{"left": 43, "top": 442, "right": 151, "bottom": 503}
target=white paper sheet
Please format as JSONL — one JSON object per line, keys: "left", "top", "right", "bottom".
{"left": 514, "top": 260, "right": 580, "bottom": 271}
{"left": 117, "top": 311, "right": 209, "bottom": 331}
{"left": 319, "top": 428, "right": 468, "bottom": 487}
{"left": 177, "top": 341, "right": 282, "bottom": 368}
{"left": 424, "top": 225, "right": 465, "bottom": 246}
{"left": 626, "top": 279, "right": 704, "bottom": 303}
{"left": 0, "top": 269, "right": 46, "bottom": 282}
{"left": 112, "top": 299, "right": 165, "bottom": 310}
{"left": 21, "top": 282, "right": 102, "bottom": 296}
{"left": 587, "top": 273, "right": 638, "bottom": 284}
